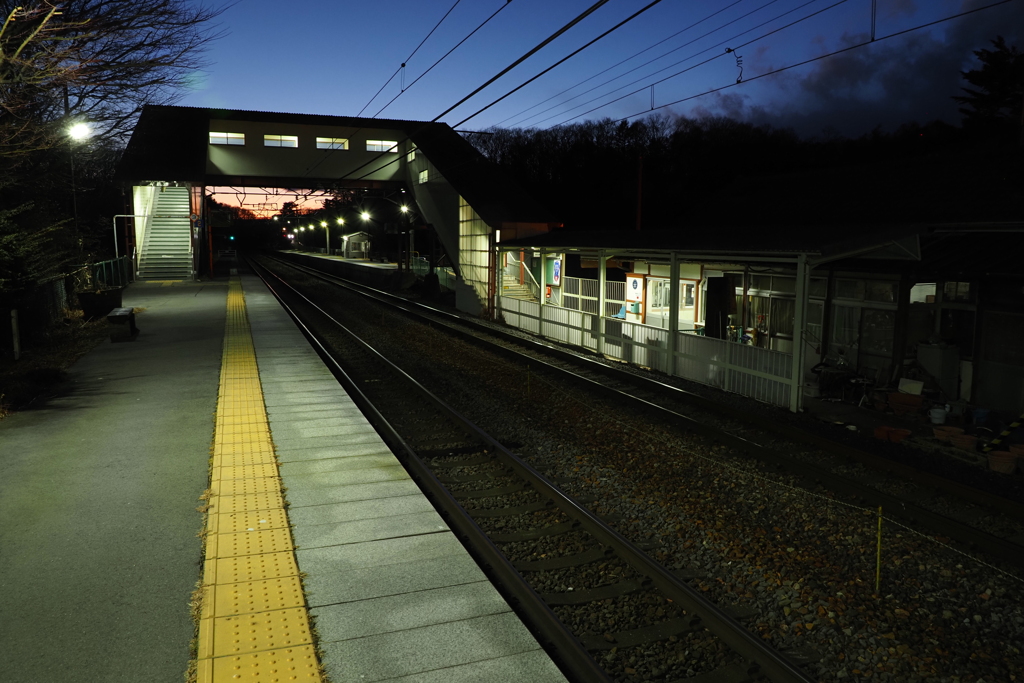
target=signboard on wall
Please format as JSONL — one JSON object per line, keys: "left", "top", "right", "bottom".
{"left": 626, "top": 274, "right": 645, "bottom": 302}
{"left": 545, "top": 256, "right": 563, "bottom": 287}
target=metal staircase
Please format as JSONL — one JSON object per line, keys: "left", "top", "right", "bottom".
{"left": 500, "top": 283, "right": 538, "bottom": 301}
{"left": 138, "top": 187, "right": 192, "bottom": 279}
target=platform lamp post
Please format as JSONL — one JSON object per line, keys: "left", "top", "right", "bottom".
{"left": 359, "top": 211, "right": 376, "bottom": 261}
{"left": 320, "top": 220, "right": 328, "bottom": 255}
{"left": 67, "top": 122, "right": 91, "bottom": 248}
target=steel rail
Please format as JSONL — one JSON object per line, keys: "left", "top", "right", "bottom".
{"left": 252, "top": 256, "right": 818, "bottom": 683}
{"left": 246, "top": 259, "right": 612, "bottom": 683}
{"left": 266, "top": 253, "right": 1024, "bottom": 571}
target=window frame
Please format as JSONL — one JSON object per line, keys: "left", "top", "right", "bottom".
{"left": 209, "top": 131, "right": 245, "bottom": 146}
{"left": 263, "top": 134, "right": 299, "bottom": 148}
{"left": 366, "top": 139, "right": 399, "bottom": 153}
{"left": 316, "top": 137, "right": 349, "bottom": 150}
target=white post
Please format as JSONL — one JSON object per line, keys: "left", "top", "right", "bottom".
{"left": 539, "top": 252, "right": 547, "bottom": 305}
{"left": 668, "top": 253, "right": 680, "bottom": 376}
{"left": 598, "top": 251, "right": 608, "bottom": 356}
{"left": 790, "top": 253, "right": 809, "bottom": 412}
{"left": 496, "top": 247, "right": 504, "bottom": 317}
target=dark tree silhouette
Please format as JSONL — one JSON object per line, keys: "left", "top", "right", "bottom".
{"left": 952, "top": 36, "right": 1024, "bottom": 145}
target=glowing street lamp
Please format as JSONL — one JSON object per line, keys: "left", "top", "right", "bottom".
{"left": 360, "top": 211, "right": 370, "bottom": 221}
{"left": 320, "top": 220, "right": 329, "bottom": 254}
{"left": 66, "top": 122, "right": 92, "bottom": 242}
{"left": 68, "top": 122, "right": 91, "bottom": 140}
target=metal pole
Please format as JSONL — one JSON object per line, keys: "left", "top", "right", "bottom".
{"left": 790, "top": 253, "right": 809, "bottom": 412}
{"left": 598, "top": 252, "right": 607, "bottom": 356}
{"left": 668, "top": 252, "right": 680, "bottom": 375}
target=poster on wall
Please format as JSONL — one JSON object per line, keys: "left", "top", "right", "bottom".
{"left": 544, "top": 256, "right": 563, "bottom": 286}
{"left": 626, "top": 274, "right": 645, "bottom": 302}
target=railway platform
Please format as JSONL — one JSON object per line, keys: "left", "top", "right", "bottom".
{"left": 0, "top": 273, "right": 566, "bottom": 683}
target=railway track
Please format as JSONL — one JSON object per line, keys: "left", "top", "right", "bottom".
{"left": 251, "top": 253, "right": 1024, "bottom": 682}
{"left": 264, "top": 253, "right": 1024, "bottom": 566}
{"left": 248, "top": 257, "right": 818, "bottom": 683}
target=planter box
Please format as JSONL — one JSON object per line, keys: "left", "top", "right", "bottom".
{"left": 78, "top": 288, "right": 124, "bottom": 321}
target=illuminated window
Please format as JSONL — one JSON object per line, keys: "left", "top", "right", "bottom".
{"left": 264, "top": 134, "right": 298, "bottom": 148}
{"left": 407, "top": 147, "right": 417, "bottom": 162}
{"left": 418, "top": 169, "right": 429, "bottom": 184}
{"left": 366, "top": 139, "right": 398, "bottom": 152}
{"left": 210, "top": 132, "right": 244, "bottom": 145}
{"left": 316, "top": 137, "right": 348, "bottom": 150}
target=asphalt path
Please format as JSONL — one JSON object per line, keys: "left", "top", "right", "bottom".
{"left": 0, "top": 281, "right": 226, "bottom": 682}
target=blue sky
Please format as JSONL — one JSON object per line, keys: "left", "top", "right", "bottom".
{"left": 179, "top": 0, "right": 1023, "bottom": 137}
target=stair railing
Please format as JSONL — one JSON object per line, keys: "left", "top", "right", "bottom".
{"left": 504, "top": 252, "right": 541, "bottom": 300}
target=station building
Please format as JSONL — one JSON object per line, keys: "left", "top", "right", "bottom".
{"left": 495, "top": 224, "right": 1024, "bottom": 416}
{"left": 116, "top": 106, "right": 1024, "bottom": 418}
{"left": 115, "top": 104, "right": 556, "bottom": 315}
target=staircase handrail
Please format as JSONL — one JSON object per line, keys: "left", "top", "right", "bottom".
{"left": 505, "top": 252, "right": 541, "bottom": 299}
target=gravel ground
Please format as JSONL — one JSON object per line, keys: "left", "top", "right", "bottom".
{"left": 265, "top": 258, "right": 1024, "bottom": 683}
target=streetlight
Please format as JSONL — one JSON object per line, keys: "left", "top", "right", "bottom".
{"left": 68, "top": 122, "right": 91, "bottom": 140}
{"left": 320, "top": 220, "right": 328, "bottom": 254}
{"left": 66, "top": 122, "right": 92, "bottom": 248}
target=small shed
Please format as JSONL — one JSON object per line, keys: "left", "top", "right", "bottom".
{"left": 339, "top": 231, "right": 371, "bottom": 259}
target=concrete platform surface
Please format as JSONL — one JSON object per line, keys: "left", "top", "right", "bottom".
{"left": 241, "top": 274, "right": 568, "bottom": 683}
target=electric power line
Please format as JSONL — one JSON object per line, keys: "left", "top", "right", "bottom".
{"left": 496, "top": 0, "right": 761, "bottom": 129}
{"left": 358, "top": 0, "right": 463, "bottom": 117}
{"left": 452, "top": 0, "right": 668, "bottom": 128}
{"left": 542, "top": 0, "right": 848, "bottom": 128}
{"left": 323, "top": 0, "right": 619, "bottom": 186}
{"left": 610, "top": 0, "right": 1021, "bottom": 125}
{"left": 373, "top": 0, "right": 514, "bottom": 118}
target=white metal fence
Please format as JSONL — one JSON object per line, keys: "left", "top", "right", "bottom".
{"left": 499, "top": 284, "right": 793, "bottom": 407}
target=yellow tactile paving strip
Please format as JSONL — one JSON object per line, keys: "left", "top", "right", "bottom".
{"left": 197, "top": 277, "right": 322, "bottom": 682}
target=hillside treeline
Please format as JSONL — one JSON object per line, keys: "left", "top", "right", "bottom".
{"left": 467, "top": 114, "right": 1022, "bottom": 230}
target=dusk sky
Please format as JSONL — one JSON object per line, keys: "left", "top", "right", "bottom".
{"left": 178, "top": 0, "right": 1024, "bottom": 138}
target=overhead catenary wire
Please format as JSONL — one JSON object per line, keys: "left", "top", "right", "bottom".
{"left": 452, "top": 0, "right": 668, "bottom": 129}
{"left": 540, "top": 0, "right": 843, "bottom": 129}
{"left": 608, "top": 0, "right": 1020, "bottom": 125}
{"left": 358, "top": 0, "right": 464, "bottom": 117}
{"left": 305, "top": 0, "right": 516, "bottom": 180}
{"left": 495, "top": 0, "right": 764, "bottom": 129}
{"left": 373, "top": 0, "right": 514, "bottom": 118}
{"left": 432, "top": 0, "right": 614, "bottom": 124}
{"left": 324, "top": 0, "right": 618, "bottom": 186}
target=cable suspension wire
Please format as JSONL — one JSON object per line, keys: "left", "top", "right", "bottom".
{"left": 307, "top": 1, "right": 511, "bottom": 178}
{"left": 495, "top": 0, "right": 756, "bottom": 128}
{"left": 319, "top": 0, "right": 618, "bottom": 186}
{"left": 358, "top": 0, "right": 464, "bottom": 117}
{"left": 432, "top": 0, "right": 614, "bottom": 124}
{"left": 610, "top": 0, "right": 1020, "bottom": 125}
{"left": 373, "top": 0, "right": 514, "bottom": 118}
{"left": 452, "top": 0, "right": 667, "bottom": 129}
{"left": 543, "top": 0, "right": 847, "bottom": 128}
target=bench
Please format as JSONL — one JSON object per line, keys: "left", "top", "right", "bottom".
{"left": 107, "top": 307, "right": 139, "bottom": 342}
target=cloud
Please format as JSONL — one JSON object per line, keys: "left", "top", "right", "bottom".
{"left": 691, "top": 0, "right": 1024, "bottom": 137}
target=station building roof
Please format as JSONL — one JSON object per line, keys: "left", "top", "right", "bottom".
{"left": 499, "top": 224, "right": 924, "bottom": 264}
{"left": 500, "top": 222, "right": 1024, "bottom": 277}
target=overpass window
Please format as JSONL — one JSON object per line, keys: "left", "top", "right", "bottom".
{"left": 418, "top": 169, "right": 429, "bottom": 184}
{"left": 316, "top": 137, "right": 348, "bottom": 150}
{"left": 209, "top": 132, "right": 244, "bottom": 145}
{"left": 264, "top": 134, "right": 298, "bottom": 148}
{"left": 366, "top": 140, "right": 398, "bottom": 152}
{"left": 407, "top": 147, "right": 416, "bottom": 163}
